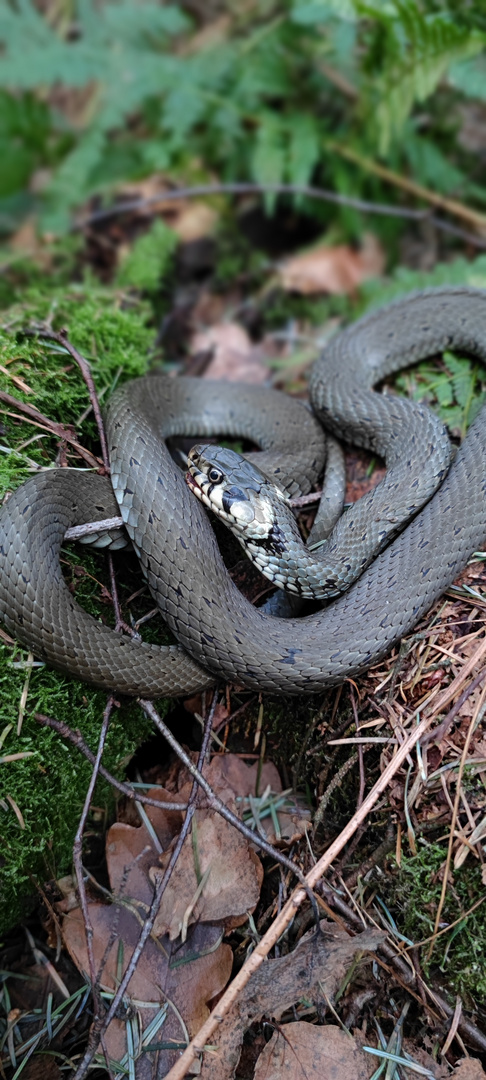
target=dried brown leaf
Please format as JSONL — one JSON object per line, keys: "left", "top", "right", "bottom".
{"left": 21, "top": 1058, "right": 62, "bottom": 1080}
{"left": 279, "top": 233, "right": 384, "bottom": 296}
{"left": 63, "top": 904, "right": 232, "bottom": 1076}
{"left": 205, "top": 755, "right": 282, "bottom": 798}
{"left": 191, "top": 323, "right": 268, "bottom": 382}
{"left": 183, "top": 755, "right": 310, "bottom": 846}
{"left": 150, "top": 804, "right": 263, "bottom": 939}
{"left": 253, "top": 1023, "right": 374, "bottom": 1080}
{"left": 172, "top": 201, "right": 218, "bottom": 242}
{"left": 199, "top": 924, "right": 384, "bottom": 1080}
{"left": 106, "top": 787, "right": 183, "bottom": 908}
{"left": 454, "top": 1059, "right": 486, "bottom": 1079}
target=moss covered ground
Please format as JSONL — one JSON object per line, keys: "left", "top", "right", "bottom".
{"left": 0, "top": 277, "right": 165, "bottom": 931}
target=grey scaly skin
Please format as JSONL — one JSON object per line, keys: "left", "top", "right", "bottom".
{"left": 2, "top": 286, "right": 486, "bottom": 695}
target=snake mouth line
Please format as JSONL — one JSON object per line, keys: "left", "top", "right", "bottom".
{"left": 185, "top": 469, "right": 200, "bottom": 493}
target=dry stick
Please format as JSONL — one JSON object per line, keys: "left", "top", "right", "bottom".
{"left": 319, "top": 872, "right": 486, "bottom": 1053}
{"left": 72, "top": 699, "right": 217, "bottom": 1080}
{"left": 34, "top": 713, "right": 189, "bottom": 811}
{"left": 164, "top": 714, "right": 433, "bottom": 1080}
{"left": 72, "top": 697, "right": 114, "bottom": 1076}
{"left": 329, "top": 143, "right": 486, "bottom": 234}
{"left": 77, "top": 181, "right": 431, "bottom": 228}
{"left": 0, "top": 391, "right": 101, "bottom": 469}
{"left": 38, "top": 325, "right": 138, "bottom": 647}
{"left": 163, "top": 639, "right": 486, "bottom": 1080}
{"left": 75, "top": 181, "right": 486, "bottom": 248}
{"left": 64, "top": 517, "right": 124, "bottom": 541}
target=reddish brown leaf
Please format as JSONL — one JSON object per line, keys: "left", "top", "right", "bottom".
{"left": 253, "top": 1023, "right": 375, "bottom": 1080}
{"left": 190, "top": 323, "right": 268, "bottom": 382}
{"left": 63, "top": 904, "right": 232, "bottom": 1076}
{"left": 279, "top": 233, "right": 384, "bottom": 296}
{"left": 150, "top": 803, "right": 263, "bottom": 939}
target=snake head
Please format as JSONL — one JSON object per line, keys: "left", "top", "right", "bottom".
{"left": 186, "top": 444, "right": 290, "bottom": 542}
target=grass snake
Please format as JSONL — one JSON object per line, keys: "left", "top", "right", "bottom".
{"left": 1, "top": 285, "right": 486, "bottom": 696}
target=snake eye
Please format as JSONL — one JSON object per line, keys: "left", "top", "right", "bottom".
{"left": 208, "top": 467, "right": 223, "bottom": 484}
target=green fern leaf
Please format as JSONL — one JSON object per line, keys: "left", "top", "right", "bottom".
{"left": 405, "top": 133, "right": 465, "bottom": 195}
{"left": 116, "top": 219, "right": 178, "bottom": 292}
{"left": 41, "top": 125, "right": 107, "bottom": 234}
{"left": 370, "top": 3, "right": 485, "bottom": 153}
{"left": 449, "top": 53, "right": 486, "bottom": 100}
{"left": 252, "top": 113, "right": 286, "bottom": 211}
{"left": 291, "top": 1, "right": 358, "bottom": 23}
{"left": 287, "top": 113, "right": 321, "bottom": 190}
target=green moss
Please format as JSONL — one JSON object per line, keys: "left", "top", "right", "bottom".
{"left": 0, "top": 282, "right": 170, "bottom": 933}
{"left": 383, "top": 839, "right": 486, "bottom": 1005}
{"left": 115, "top": 218, "right": 178, "bottom": 292}
{"left": 0, "top": 281, "right": 153, "bottom": 493}
{"left": 0, "top": 652, "right": 158, "bottom": 930}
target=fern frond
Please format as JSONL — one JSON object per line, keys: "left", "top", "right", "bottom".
{"left": 41, "top": 125, "right": 107, "bottom": 234}
{"left": 449, "top": 52, "right": 486, "bottom": 100}
{"left": 287, "top": 113, "right": 321, "bottom": 190}
{"left": 252, "top": 113, "right": 286, "bottom": 212}
{"left": 369, "top": 3, "right": 485, "bottom": 153}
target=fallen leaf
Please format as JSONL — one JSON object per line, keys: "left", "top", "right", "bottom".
{"left": 199, "top": 923, "right": 384, "bottom": 1079}
{"left": 454, "top": 1060, "right": 486, "bottom": 1079}
{"left": 253, "top": 1023, "right": 374, "bottom": 1080}
{"left": 21, "top": 1058, "right": 62, "bottom": 1080}
{"left": 63, "top": 904, "right": 232, "bottom": 1077}
{"left": 183, "top": 13, "right": 231, "bottom": 53}
{"left": 114, "top": 175, "right": 218, "bottom": 240}
{"left": 172, "top": 201, "right": 218, "bottom": 242}
{"left": 106, "top": 786, "right": 183, "bottom": 908}
{"left": 182, "top": 755, "right": 311, "bottom": 847}
{"left": 150, "top": 803, "right": 264, "bottom": 939}
{"left": 278, "top": 233, "right": 384, "bottom": 295}
{"left": 190, "top": 323, "right": 268, "bottom": 382}
{"left": 205, "top": 754, "right": 282, "bottom": 798}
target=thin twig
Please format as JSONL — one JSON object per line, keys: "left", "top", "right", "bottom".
{"left": 72, "top": 698, "right": 114, "bottom": 1075}
{"left": 290, "top": 490, "right": 323, "bottom": 508}
{"left": 329, "top": 143, "right": 486, "bottom": 234}
{"left": 25, "top": 326, "right": 110, "bottom": 469}
{"left": 319, "top": 880, "right": 486, "bottom": 1053}
{"left": 0, "top": 391, "right": 101, "bottom": 469}
{"left": 29, "top": 325, "right": 132, "bottom": 650}
{"left": 76, "top": 181, "right": 431, "bottom": 229}
{"left": 72, "top": 697, "right": 218, "bottom": 1080}
{"left": 421, "top": 666, "right": 486, "bottom": 747}
{"left": 140, "top": 698, "right": 319, "bottom": 911}
{"left": 64, "top": 517, "right": 124, "bottom": 541}
{"left": 34, "top": 713, "right": 189, "bottom": 811}
{"left": 164, "top": 645, "right": 486, "bottom": 1077}
{"left": 427, "top": 678, "right": 486, "bottom": 959}
{"left": 163, "top": 708, "right": 437, "bottom": 1080}
{"left": 75, "top": 180, "right": 486, "bottom": 249}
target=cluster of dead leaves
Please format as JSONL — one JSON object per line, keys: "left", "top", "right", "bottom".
{"left": 57, "top": 754, "right": 309, "bottom": 1076}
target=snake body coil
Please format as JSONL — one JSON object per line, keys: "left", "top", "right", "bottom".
{"left": 1, "top": 286, "right": 486, "bottom": 695}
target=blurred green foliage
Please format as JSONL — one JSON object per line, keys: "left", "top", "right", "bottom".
{"left": 0, "top": 0, "right": 485, "bottom": 234}
{"left": 115, "top": 218, "right": 178, "bottom": 291}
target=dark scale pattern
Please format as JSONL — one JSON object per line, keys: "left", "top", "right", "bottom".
{"left": 2, "top": 289, "right": 486, "bottom": 695}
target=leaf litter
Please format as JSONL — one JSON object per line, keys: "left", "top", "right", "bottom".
{"left": 4, "top": 177, "right": 486, "bottom": 1078}
{"left": 59, "top": 754, "right": 313, "bottom": 1074}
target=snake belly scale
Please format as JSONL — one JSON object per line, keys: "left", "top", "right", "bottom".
{"left": 1, "top": 286, "right": 486, "bottom": 696}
